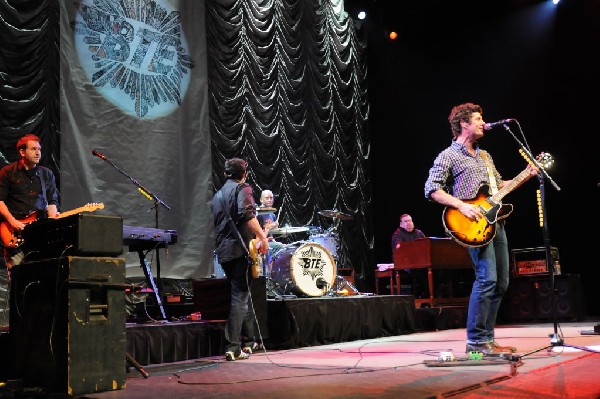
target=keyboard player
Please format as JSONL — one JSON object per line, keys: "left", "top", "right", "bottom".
{"left": 390, "top": 214, "right": 428, "bottom": 298}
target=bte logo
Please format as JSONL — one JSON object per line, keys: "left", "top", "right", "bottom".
{"left": 72, "top": 0, "right": 194, "bottom": 118}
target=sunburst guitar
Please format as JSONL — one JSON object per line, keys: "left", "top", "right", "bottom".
{"left": 443, "top": 151, "right": 552, "bottom": 248}
{"left": 0, "top": 202, "right": 104, "bottom": 252}
{"left": 248, "top": 238, "right": 264, "bottom": 278}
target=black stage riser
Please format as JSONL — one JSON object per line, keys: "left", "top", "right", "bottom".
{"left": 193, "top": 277, "right": 268, "bottom": 338}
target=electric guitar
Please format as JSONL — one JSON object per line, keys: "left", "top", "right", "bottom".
{"left": 0, "top": 202, "right": 104, "bottom": 251}
{"left": 442, "top": 152, "right": 552, "bottom": 248}
{"left": 249, "top": 237, "right": 263, "bottom": 278}
{"left": 248, "top": 220, "right": 276, "bottom": 278}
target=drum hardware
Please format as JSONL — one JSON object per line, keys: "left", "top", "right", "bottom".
{"left": 269, "top": 226, "right": 309, "bottom": 235}
{"left": 257, "top": 207, "right": 277, "bottom": 214}
{"left": 317, "top": 209, "right": 354, "bottom": 221}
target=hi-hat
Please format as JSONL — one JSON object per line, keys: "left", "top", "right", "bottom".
{"left": 318, "top": 210, "right": 353, "bottom": 220}
{"left": 269, "top": 226, "right": 309, "bottom": 235}
{"left": 257, "top": 207, "right": 277, "bottom": 214}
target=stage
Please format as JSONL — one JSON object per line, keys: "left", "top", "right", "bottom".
{"left": 1, "top": 274, "right": 593, "bottom": 398}
{"left": 54, "top": 322, "right": 600, "bottom": 398}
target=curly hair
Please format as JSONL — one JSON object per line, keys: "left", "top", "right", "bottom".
{"left": 448, "top": 102, "right": 482, "bottom": 140}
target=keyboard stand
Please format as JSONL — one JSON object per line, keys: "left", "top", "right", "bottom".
{"left": 137, "top": 250, "right": 166, "bottom": 320}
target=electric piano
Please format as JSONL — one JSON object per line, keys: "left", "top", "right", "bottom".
{"left": 123, "top": 225, "right": 177, "bottom": 252}
{"left": 393, "top": 237, "right": 474, "bottom": 308}
{"left": 122, "top": 225, "right": 178, "bottom": 320}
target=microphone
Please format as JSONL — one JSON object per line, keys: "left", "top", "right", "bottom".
{"left": 91, "top": 149, "right": 107, "bottom": 160}
{"left": 483, "top": 119, "right": 515, "bottom": 130}
{"left": 316, "top": 277, "right": 328, "bottom": 289}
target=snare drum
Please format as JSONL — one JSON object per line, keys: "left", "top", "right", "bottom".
{"left": 270, "top": 242, "right": 336, "bottom": 297}
{"left": 308, "top": 234, "right": 337, "bottom": 258}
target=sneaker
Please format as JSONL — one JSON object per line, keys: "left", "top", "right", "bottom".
{"left": 242, "top": 342, "right": 260, "bottom": 354}
{"left": 225, "top": 351, "right": 250, "bottom": 361}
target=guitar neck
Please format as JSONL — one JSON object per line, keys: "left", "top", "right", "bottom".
{"left": 57, "top": 207, "right": 88, "bottom": 219}
{"left": 490, "top": 168, "right": 531, "bottom": 204}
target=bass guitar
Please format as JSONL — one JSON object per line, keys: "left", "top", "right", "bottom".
{"left": 0, "top": 202, "right": 104, "bottom": 250}
{"left": 442, "top": 152, "right": 551, "bottom": 248}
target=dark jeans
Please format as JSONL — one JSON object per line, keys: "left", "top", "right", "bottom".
{"left": 221, "top": 256, "right": 256, "bottom": 354}
{"left": 466, "top": 222, "right": 509, "bottom": 344}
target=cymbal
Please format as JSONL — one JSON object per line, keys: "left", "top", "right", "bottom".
{"left": 318, "top": 210, "right": 353, "bottom": 220}
{"left": 269, "top": 226, "right": 309, "bottom": 235}
{"left": 257, "top": 207, "right": 277, "bottom": 214}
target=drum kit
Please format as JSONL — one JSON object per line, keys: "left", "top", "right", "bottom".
{"left": 258, "top": 208, "right": 358, "bottom": 298}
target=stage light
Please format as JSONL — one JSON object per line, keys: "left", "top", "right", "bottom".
{"left": 552, "top": 0, "right": 560, "bottom": 4}
{"left": 357, "top": 10, "right": 366, "bottom": 20}
{"left": 388, "top": 31, "right": 398, "bottom": 40}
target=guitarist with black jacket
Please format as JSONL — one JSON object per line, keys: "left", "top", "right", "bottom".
{"left": 424, "top": 103, "right": 537, "bottom": 357}
{"left": 0, "top": 134, "right": 60, "bottom": 270}
{"left": 211, "top": 157, "right": 269, "bottom": 361}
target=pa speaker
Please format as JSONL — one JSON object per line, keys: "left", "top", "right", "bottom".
{"left": 502, "top": 277, "right": 536, "bottom": 321}
{"left": 532, "top": 274, "right": 584, "bottom": 321}
{"left": 9, "top": 256, "right": 127, "bottom": 396}
{"left": 502, "top": 274, "right": 583, "bottom": 322}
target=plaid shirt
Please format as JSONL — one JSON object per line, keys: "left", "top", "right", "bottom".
{"left": 424, "top": 141, "right": 503, "bottom": 200}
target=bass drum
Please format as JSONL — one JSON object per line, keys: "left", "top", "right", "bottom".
{"left": 270, "top": 242, "right": 336, "bottom": 297}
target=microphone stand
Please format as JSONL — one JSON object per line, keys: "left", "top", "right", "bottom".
{"left": 500, "top": 124, "right": 598, "bottom": 357}
{"left": 93, "top": 151, "right": 171, "bottom": 319}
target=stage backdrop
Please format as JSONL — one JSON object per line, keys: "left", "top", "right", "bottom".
{"left": 59, "top": 0, "right": 213, "bottom": 278}
{"left": 1, "top": 0, "right": 373, "bottom": 292}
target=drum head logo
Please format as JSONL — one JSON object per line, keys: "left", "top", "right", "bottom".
{"left": 72, "top": 0, "right": 194, "bottom": 118}
{"left": 297, "top": 245, "right": 327, "bottom": 280}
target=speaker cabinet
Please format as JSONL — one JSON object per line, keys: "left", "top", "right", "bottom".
{"left": 502, "top": 274, "right": 583, "bottom": 322}
{"left": 9, "top": 256, "right": 127, "bottom": 396}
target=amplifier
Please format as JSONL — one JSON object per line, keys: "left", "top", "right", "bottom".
{"left": 511, "top": 246, "right": 559, "bottom": 277}
{"left": 22, "top": 214, "right": 124, "bottom": 258}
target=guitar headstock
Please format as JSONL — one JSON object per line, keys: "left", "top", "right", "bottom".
{"left": 536, "top": 152, "right": 554, "bottom": 169}
{"left": 519, "top": 150, "right": 554, "bottom": 170}
{"left": 83, "top": 202, "right": 104, "bottom": 212}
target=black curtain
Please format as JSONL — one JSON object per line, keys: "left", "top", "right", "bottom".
{"left": 0, "top": 0, "right": 60, "bottom": 176}
{"left": 206, "top": 0, "right": 374, "bottom": 289}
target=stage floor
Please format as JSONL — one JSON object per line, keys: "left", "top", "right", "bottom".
{"left": 78, "top": 321, "right": 600, "bottom": 399}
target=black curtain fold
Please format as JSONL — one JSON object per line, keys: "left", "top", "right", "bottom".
{"left": 207, "top": 0, "right": 373, "bottom": 288}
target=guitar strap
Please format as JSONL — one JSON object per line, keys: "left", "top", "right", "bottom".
{"left": 480, "top": 152, "right": 499, "bottom": 195}
{"left": 37, "top": 167, "right": 48, "bottom": 211}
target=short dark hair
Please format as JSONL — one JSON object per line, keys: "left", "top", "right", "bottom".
{"left": 224, "top": 158, "right": 246, "bottom": 180}
{"left": 448, "top": 102, "right": 482, "bottom": 140}
{"left": 17, "top": 134, "right": 41, "bottom": 151}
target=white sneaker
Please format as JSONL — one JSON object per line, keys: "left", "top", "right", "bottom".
{"left": 242, "top": 342, "right": 260, "bottom": 354}
{"left": 225, "top": 351, "right": 250, "bottom": 361}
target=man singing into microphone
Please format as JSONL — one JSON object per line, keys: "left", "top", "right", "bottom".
{"left": 424, "top": 102, "right": 537, "bottom": 356}
{"left": 0, "top": 134, "right": 60, "bottom": 270}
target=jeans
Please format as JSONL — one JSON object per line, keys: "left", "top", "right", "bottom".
{"left": 465, "top": 222, "right": 509, "bottom": 344}
{"left": 221, "top": 256, "right": 256, "bottom": 354}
